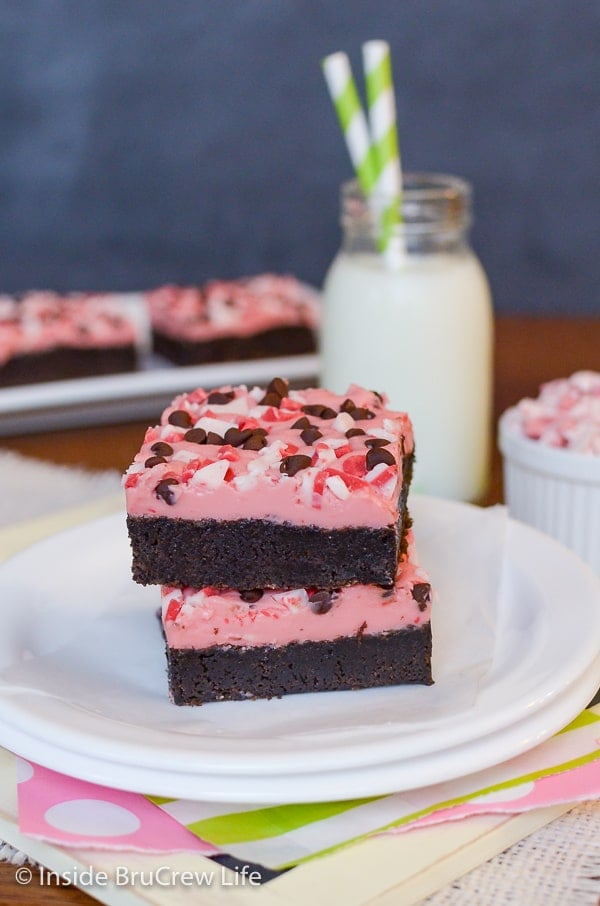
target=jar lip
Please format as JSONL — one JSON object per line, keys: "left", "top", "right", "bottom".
{"left": 342, "top": 172, "right": 472, "bottom": 204}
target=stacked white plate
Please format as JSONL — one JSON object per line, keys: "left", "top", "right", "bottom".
{"left": 0, "top": 497, "right": 598, "bottom": 803}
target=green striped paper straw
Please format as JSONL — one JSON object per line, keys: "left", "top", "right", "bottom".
{"left": 363, "top": 40, "right": 405, "bottom": 264}
{"left": 322, "top": 52, "right": 378, "bottom": 197}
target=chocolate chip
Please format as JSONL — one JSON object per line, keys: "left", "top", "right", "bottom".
{"left": 308, "top": 590, "right": 333, "bottom": 614}
{"left": 258, "top": 379, "right": 287, "bottom": 406}
{"left": 381, "top": 588, "right": 394, "bottom": 599}
{"left": 301, "top": 403, "right": 336, "bottom": 419}
{"left": 291, "top": 416, "right": 311, "bottom": 430}
{"left": 267, "top": 377, "right": 289, "bottom": 397}
{"left": 253, "top": 427, "right": 268, "bottom": 436}
{"left": 301, "top": 404, "right": 326, "bottom": 417}
{"left": 366, "top": 447, "right": 396, "bottom": 471}
{"left": 168, "top": 410, "right": 192, "bottom": 428}
{"left": 224, "top": 427, "right": 253, "bottom": 447}
{"left": 412, "top": 583, "right": 431, "bottom": 611}
{"left": 206, "top": 431, "right": 225, "bottom": 445}
{"left": 243, "top": 433, "right": 267, "bottom": 450}
{"left": 150, "top": 441, "right": 174, "bottom": 457}
{"left": 345, "top": 428, "right": 366, "bottom": 438}
{"left": 260, "top": 391, "right": 283, "bottom": 407}
{"left": 239, "top": 589, "right": 264, "bottom": 603}
{"left": 184, "top": 427, "right": 207, "bottom": 444}
{"left": 279, "top": 454, "right": 312, "bottom": 476}
{"left": 207, "top": 390, "right": 235, "bottom": 404}
{"left": 356, "top": 620, "right": 368, "bottom": 641}
{"left": 340, "top": 398, "right": 356, "bottom": 413}
{"left": 350, "top": 407, "right": 375, "bottom": 421}
{"left": 365, "top": 437, "right": 391, "bottom": 448}
{"left": 300, "top": 426, "right": 323, "bottom": 446}
{"left": 154, "top": 477, "right": 179, "bottom": 505}
{"left": 144, "top": 455, "right": 166, "bottom": 468}
{"left": 372, "top": 390, "right": 384, "bottom": 403}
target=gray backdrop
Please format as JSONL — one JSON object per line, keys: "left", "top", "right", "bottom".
{"left": 1, "top": 1, "right": 598, "bottom": 315}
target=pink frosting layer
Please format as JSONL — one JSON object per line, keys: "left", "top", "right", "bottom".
{"left": 146, "top": 274, "right": 319, "bottom": 342}
{"left": 0, "top": 291, "right": 138, "bottom": 366}
{"left": 162, "top": 534, "right": 431, "bottom": 649}
{"left": 507, "top": 371, "right": 600, "bottom": 455}
{"left": 124, "top": 382, "right": 414, "bottom": 529}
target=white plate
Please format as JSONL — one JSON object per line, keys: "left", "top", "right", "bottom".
{"left": 0, "top": 497, "right": 598, "bottom": 801}
{"left": 0, "top": 353, "right": 319, "bottom": 436}
{"left": 2, "top": 655, "right": 597, "bottom": 803}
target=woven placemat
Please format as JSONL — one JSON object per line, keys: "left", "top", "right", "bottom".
{"left": 423, "top": 801, "right": 600, "bottom": 906}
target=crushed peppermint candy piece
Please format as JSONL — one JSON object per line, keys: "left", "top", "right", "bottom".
{"left": 189, "top": 459, "right": 230, "bottom": 487}
{"left": 325, "top": 474, "right": 351, "bottom": 500}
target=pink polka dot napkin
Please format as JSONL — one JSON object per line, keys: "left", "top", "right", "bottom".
{"left": 16, "top": 759, "right": 215, "bottom": 854}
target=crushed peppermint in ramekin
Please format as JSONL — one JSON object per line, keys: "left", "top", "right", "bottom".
{"left": 510, "top": 371, "right": 600, "bottom": 454}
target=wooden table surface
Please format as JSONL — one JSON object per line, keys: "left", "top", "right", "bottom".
{"left": 1, "top": 314, "right": 599, "bottom": 903}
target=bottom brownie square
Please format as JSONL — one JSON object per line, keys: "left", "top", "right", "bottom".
{"left": 160, "top": 537, "right": 433, "bottom": 704}
{"left": 166, "top": 627, "right": 432, "bottom": 705}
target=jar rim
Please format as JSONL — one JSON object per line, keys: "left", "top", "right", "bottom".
{"left": 341, "top": 172, "right": 472, "bottom": 205}
{"left": 340, "top": 171, "right": 473, "bottom": 242}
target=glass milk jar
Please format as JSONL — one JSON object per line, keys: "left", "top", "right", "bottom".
{"left": 321, "top": 174, "right": 493, "bottom": 501}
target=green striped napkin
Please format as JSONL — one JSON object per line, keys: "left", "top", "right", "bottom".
{"left": 148, "top": 705, "right": 600, "bottom": 870}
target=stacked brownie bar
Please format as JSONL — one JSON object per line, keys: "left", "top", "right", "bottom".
{"left": 124, "top": 379, "right": 433, "bottom": 704}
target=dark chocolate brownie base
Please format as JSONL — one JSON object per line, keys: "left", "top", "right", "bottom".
{"left": 166, "top": 624, "right": 433, "bottom": 704}
{"left": 152, "top": 325, "right": 316, "bottom": 366}
{"left": 128, "top": 514, "right": 403, "bottom": 589}
{"left": 0, "top": 345, "right": 137, "bottom": 388}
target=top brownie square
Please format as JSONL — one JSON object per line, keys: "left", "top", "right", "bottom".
{"left": 124, "top": 379, "right": 414, "bottom": 589}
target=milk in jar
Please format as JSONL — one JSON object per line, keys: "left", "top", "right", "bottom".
{"left": 321, "top": 174, "right": 493, "bottom": 501}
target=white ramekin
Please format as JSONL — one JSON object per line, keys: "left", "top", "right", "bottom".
{"left": 499, "top": 409, "right": 600, "bottom": 575}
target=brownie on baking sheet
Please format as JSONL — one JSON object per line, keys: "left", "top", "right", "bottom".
{"left": 147, "top": 274, "right": 318, "bottom": 366}
{"left": 0, "top": 345, "right": 137, "bottom": 387}
{"left": 153, "top": 325, "right": 315, "bottom": 367}
{"left": 0, "top": 291, "right": 140, "bottom": 387}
